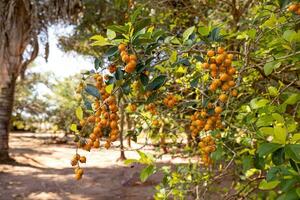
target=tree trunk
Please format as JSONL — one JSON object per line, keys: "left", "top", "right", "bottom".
{"left": 117, "top": 97, "right": 126, "bottom": 161}
{"left": 0, "top": 75, "right": 16, "bottom": 161}
{"left": 125, "top": 113, "right": 132, "bottom": 147}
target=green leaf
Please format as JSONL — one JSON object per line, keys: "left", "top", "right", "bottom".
{"left": 140, "top": 165, "right": 156, "bottom": 182}
{"left": 285, "top": 144, "right": 300, "bottom": 162}
{"left": 291, "top": 133, "right": 300, "bottom": 143}
{"left": 268, "top": 86, "right": 278, "bottom": 96}
{"left": 250, "top": 98, "right": 269, "bottom": 109}
{"left": 259, "top": 127, "right": 274, "bottom": 136}
{"left": 124, "top": 159, "right": 139, "bottom": 165}
{"left": 146, "top": 75, "right": 167, "bottom": 91}
{"left": 170, "top": 51, "right": 177, "bottom": 63}
{"left": 272, "top": 148, "right": 285, "bottom": 165}
{"left": 283, "top": 30, "right": 297, "bottom": 43}
{"left": 107, "top": 29, "right": 116, "bottom": 40}
{"left": 190, "top": 77, "right": 199, "bottom": 88}
{"left": 115, "top": 67, "right": 123, "bottom": 80}
{"left": 134, "top": 18, "right": 151, "bottom": 33}
{"left": 258, "top": 143, "right": 282, "bottom": 157}
{"left": 85, "top": 84, "right": 101, "bottom": 99}
{"left": 258, "top": 180, "right": 280, "bottom": 190}
{"left": 272, "top": 113, "right": 284, "bottom": 123}
{"left": 211, "top": 145, "right": 223, "bottom": 161}
{"left": 105, "top": 84, "right": 114, "bottom": 94}
{"left": 90, "top": 35, "right": 111, "bottom": 46}
{"left": 105, "top": 46, "right": 118, "bottom": 57}
{"left": 198, "top": 26, "right": 210, "bottom": 36}
{"left": 242, "top": 156, "right": 253, "bottom": 172}
{"left": 264, "top": 61, "right": 281, "bottom": 76}
{"left": 70, "top": 124, "right": 78, "bottom": 132}
{"left": 140, "top": 73, "right": 149, "bottom": 86}
{"left": 183, "top": 26, "right": 195, "bottom": 41}
{"left": 83, "top": 97, "right": 93, "bottom": 111}
{"left": 256, "top": 115, "right": 273, "bottom": 127}
{"left": 107, "top": 25, "right": 128, "bottom": 34}
{"left": 94, "top": 58, "right": 101, "bottom": 70}
{"left": 136, "top": 150, "right": 155, "bottom": 164}
{"left": 76, "top": 107, "right": 83, "bottom": 120}
{"left": 284, "top": 93, "right": 300, "bottom": 105}
{"left": 122, "top": 82, "right": 131, "bottom": 95}
{"left": 208, "top": 27, "right": 220, "bottom": 41}
{"left": 274, "top": 124, "right": 287, "bottom": 144}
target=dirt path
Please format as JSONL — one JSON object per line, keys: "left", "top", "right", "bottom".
{"left": 0, "top": 132, "right": 171, "bottom": 200}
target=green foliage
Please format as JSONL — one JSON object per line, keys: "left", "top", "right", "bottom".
{"left": 68, "top": 0, "right": 300, "bottom": 199}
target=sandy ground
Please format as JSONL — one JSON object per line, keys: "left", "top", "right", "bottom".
{"left": 0, "top": 132, "right": 179, "bottom": 200}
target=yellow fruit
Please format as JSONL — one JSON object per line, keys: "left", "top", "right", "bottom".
{"left": 75, "top": 173, "right": 82, "bottom": 180}
{"left": 71, "top": 158, "right": 78, "bottom": 166}
{"left": 219, "top": 94, "right": 228, "bottom": 102}
{"left": 118, "top": 43, "right": 126, "bottom": 51}
{"left": 207, "top": 50, "right": 215, "bottom": 57}
{"left": 217, "top": 47, "right": 225, "bottom": 54}
{"left": 79, "top": 156, "right": 86, "bottom": 163}
{"left": 231, "top": 89, "right": 238, "bottom": 97}
{"left": 214, "top": 106, "right": 222, "bottom": 114}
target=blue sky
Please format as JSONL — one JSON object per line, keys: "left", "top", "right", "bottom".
{"left": 30, "top": 25, "right": 93, "bottom": 95}
{"left": 31, "top": 25, "right": 93, "bottom": 78}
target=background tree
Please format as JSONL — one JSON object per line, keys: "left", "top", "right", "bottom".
{"left": 0, "top": 0, "right": 82, "bottom": 161}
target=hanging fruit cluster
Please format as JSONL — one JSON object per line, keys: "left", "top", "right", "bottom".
{"left": 71, "top": 73, "right": 120, "bottom": 180}
{"left": 190, "top": 47, "right": 239, "bottom": 166}
{"left": 145, "top": 103, "right": 157, "bottom": 115}
{"left": 198, "top": 135, "right": 216, "bottom": 167}
{"left": 288, "top": 3, "right": 300, "bottom": 15}
{"left": 70, "top": 154, "right": 86, "bottom": 180}
{"left": 163, "top": 94, "right": 178, "bottom": 108}
{"left": 190, "top": 109, "right": 222, "bottom": 136}
{"left": 118, "top": 43, "right": 137, "bottom": 73}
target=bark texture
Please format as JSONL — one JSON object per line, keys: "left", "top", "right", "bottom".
{"left": 0, "top": 0, "right": 81, "bottom": 161}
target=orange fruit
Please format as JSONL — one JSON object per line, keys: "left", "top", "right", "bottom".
{"left": 118, "top": 43, "right": 126, "bottom": 51}
{"left": 221, "top": 83, "right": 230, "bottom": 91}
{"left": 228, "top": 80, "right": 236, "bottom": 87}
{"left": 108, "top": 65, "right": 116, "bottom": 73}
{"left": 79, "top": 156, "right": 86, "bottom": 163}
{"left": 125, "top": 62, "right": 136, "bottom": 73}
{"left": 152, "top": 120, "right": 159, "bottom": 126}
{"left": 211, "top": 71, "right": 217, "bottom": 78}
{"left": 216, "top": 55, "right": 224, "bottom": 64}
{"left": 231, "top": 89, "right": 238, "bottom": 97}
{"left": 228, "top": 67, "right": 236, "bottom": 75}
{"left": 219, "top": 94, "right": 228, "bottom": 102}
{"left": 209, "top": 84, "right": 217, "bottom": 91}
{"left": 104, "top": 141, "right": 111, "bottom": 149}
{"left": 212, "top": 79, "right": 222, "bottom": 86}
{"left": 80, "top": 119, "right": 86, "bottom": 126}
{"left": 288, "top": 4, "right": 298, "bottom": 11}
{"left": 220, "top": 73, "right": 230, "bottom": 81}
{"left": 120, "top": 51, "right": 127, "bottom": 57}
{"left": 89, "top": 133, "right": 97, "bottom": 141}
{"left": 129, "top": 54, "right": 137, "bottom": 61}
{"left": 110, "top": 121, "right": 118, "bottom": 129}
{"left": 71, "top": 159, "right": 78, "bottom": 166}
{"left": 210, "top": 63, "right": 217, "bottom": 71}
{"left": 214, "top": 106, "right": 222, "bottom": 114}
{"left": 207, "top": 50, "right": 215, "bottom": 57}
{"left": 217, "top": 47, "right": 225, "bottom": 54}
{"left": 224, "top": 59, "right": 232, "bottom": 66}
{"left": 202, "top": 62, "right": 209, "bottom": 69}
{"left": 227, "top": 54, "right": 234, "bottom": 60}
{"left": 122, "top": 54, "right": 130, "bottom": 63}
{"left": 93, "top": 140, "right": 100, "bottom": 148}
